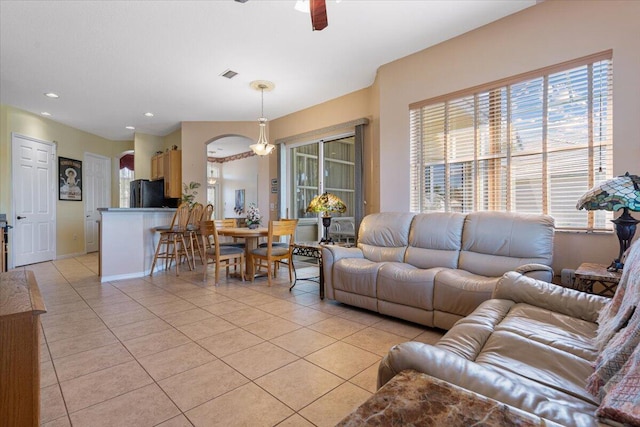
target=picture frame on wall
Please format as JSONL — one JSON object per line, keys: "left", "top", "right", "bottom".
{"left": 234, "top": 189, "right": 245, "bottom": 215}
{"left": 58, "top": 156, "right": 83, "bottom": 201}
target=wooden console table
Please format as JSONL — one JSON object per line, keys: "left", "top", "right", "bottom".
{"left": 0, "top": 270, "right": 47, "bottom": 426}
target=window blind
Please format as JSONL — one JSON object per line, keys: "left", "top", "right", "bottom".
{"left": 410, "top": 51, "right": 613, "bottom": 231}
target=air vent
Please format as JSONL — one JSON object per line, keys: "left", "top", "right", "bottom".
{"left": 221, "top": 69, "right": 239, "bottom": 79}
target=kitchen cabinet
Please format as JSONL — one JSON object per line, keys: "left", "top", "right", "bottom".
{"left": 150, "top": 150, "right": 181, "bottom": 199}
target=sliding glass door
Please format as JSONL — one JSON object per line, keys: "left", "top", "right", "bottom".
{"left": 288, "top": 134, "right": 355, "bottom": 241}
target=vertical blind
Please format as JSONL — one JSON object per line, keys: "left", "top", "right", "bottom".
{"left": 410, "top": 51, "right": 613, "bottom": 231}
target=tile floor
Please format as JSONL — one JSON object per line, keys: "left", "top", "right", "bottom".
{"left": 22, "top": 253, "right": 444, "bottom": 426}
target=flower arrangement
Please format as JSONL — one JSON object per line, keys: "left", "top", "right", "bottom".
{"left": 246, "top": 203, "right": 262, "bottom": 228}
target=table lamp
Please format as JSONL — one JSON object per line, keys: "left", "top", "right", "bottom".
{"left": 306, "top": 192, "right": 347, "bottom": 244}
{"left": 576, "top": 172, "right": 640, "bottom": 271}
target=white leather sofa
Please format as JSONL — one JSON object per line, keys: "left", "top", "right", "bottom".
{"left": 322, "top": 211, "right": 555, "bottom": 330}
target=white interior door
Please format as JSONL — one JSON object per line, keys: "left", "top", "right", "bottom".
{"left": 11, "top": 134, "right": 56, "bottom": 267}
{"left": 84, "top": 153, "right": 111, "bottom": 253}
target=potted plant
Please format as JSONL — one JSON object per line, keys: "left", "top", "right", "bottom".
{"left": 246, "top": 203, "right": 262, "bottom": 229}
{"left": 181, "top": 181, "right": 201, "bottom": 208}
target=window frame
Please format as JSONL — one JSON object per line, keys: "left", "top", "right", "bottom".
{"left": 409, "top": 50, "right": 613, "bottom": 232}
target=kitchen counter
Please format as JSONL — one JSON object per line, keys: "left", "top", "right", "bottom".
{"left": 98, "top": 208, "right": 177, "bottom": 282}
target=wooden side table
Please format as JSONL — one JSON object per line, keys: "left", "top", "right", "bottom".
{"left": 574, "top": 263, "right": 621, "bottom": 297}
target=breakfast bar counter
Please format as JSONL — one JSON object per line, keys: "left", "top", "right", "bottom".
{"left": 98, "top": 208, "right": 176, "bottom": 282}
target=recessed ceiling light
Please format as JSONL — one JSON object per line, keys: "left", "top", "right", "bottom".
{"left": 125, "top": 126, "right": 135, "bottom": 130}
{"left": 41, "top": 112, "right": 52, "bottom": 116}
{"left": 44, "top": 92, "right": 59, "bottom": 99}
{"left": 144, "top": 112, "right": 154, "bottom": 117}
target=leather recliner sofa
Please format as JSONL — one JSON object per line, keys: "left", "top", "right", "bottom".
{"left": 322, "top": 211, "right": 555, "bottom": 330}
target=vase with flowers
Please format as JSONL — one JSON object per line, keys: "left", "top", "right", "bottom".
{"left": 246, "top": 203, "right": 262, "bottom": 229}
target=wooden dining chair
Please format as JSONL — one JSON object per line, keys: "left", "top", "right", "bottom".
{"left": 186, "top": 203, "right": 205, "bottom": 265}
{"left": 201, "top": 220, "right": 245, "bottom": 285}
{"left": 214, "top": 218, "right": 245, "bottom": 248}
{"left": 150, "top": 203, "right": 192, "bottom": 275}
{"left": 250, "top": 219, "right": 298, "bottom": 286}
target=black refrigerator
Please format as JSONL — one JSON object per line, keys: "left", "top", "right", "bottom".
{"left": 130, "top": 179, "right": 166, "bottom": 208}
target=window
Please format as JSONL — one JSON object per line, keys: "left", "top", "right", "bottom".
{"left": 119, "top": 153, "right": 134, "bottom": 207}
{"left": 410, "top": 51, "right": 613, "bottom": 231}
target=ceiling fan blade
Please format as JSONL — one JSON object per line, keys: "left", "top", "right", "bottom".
{"left": 310, "top": 0, "right": 328, "bottom": 31}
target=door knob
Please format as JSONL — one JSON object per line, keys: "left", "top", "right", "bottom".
{"left": 17, "top": 216, "right": 26, "bottom": 220}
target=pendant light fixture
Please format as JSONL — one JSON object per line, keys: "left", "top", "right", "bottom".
{"left": 249, "top": 80, "right": 275, "bottom": 156}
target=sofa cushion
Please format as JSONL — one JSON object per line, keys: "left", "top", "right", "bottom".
{"left": 459, "top": 211, "right": 554, "bottom": 277}
{"left": 405, "top": 212, "right": 465, "bottom": 269}
{"left": 358, "top": 212, "right": 415, "bottom": 262}
{"left": 333, "top": 258, "right": 381, "bottom": 298}
{"left": 433, "top": 269, "right": 497, "bottom": 317}
{"left": 377, "top": 263, "right": 443, "bottom": 311}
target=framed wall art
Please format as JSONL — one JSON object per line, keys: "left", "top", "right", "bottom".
{"left": 59, "top": 156, "right": 83, "bottom": 201}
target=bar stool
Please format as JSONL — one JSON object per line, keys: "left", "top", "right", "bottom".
{"left": 150, "top": 203, "right": 191, "bottom": 276}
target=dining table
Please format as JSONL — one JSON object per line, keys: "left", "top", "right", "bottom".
{"left": 217, "top": 226, "right": 268, "bottom": 278}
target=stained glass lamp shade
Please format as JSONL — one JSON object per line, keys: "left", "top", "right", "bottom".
{"left": 306, "top": 192, "right": 347, "bottom": 244}
{"left": 577, "top": 172, "right": 640, "bottom": 270}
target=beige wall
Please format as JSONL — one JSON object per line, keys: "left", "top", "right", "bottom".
{"left": 133, "top": 132, "right": 164, "bottom": 180}
{"left": 269, "top": 88, "right": 376, "bottom": 214}
{"left": 0, "top": 105, "right": 133, "bottom": 258}
{"left": 375, "top": 0, "right": 640, "bottom": 273}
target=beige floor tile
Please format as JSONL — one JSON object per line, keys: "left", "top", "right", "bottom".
{"left": 40, "top": 384, "right": 68, "bottom": 424}
{"left": 243, "top": 316, "right": 302, "bottom": 340}
{"left": 276, "top": 307, "right": 333, "bottom": 326}
{"left": 156, "top": 414, "right": 194, "bottom": 427}
{"left": 255, "top": 359, "right": 343, "bottom": 411}
{"left": 197, "top": 328, "right": 264, "bottom": 357}
{"left": 123, "top": 328, "right": 191, "bottom": 358}
{"left": 256, "top": 300, "right": 303, "bottom": 315}
{"left": 99, "top": 307, "right": 157, "bottom": 328}
{"left": 182, "top": 292, "right": 231, "bottom": 307}
{"left": 176, "top": 316, "right": 236, "bottom": 341}
{"left": 42, "top": 300, "right": 90, "bottom": 315}
{"left": 41, "top": 308, "right": 100, "bottom": 328}
{"left": 47, "top": 329, "right": 118, "bottom": 359}
{"left": 137, "top": 342, "right": 216, "bottom": 381}
{"left": 413, "top": 328, "right": 445, "bottom": 345}
{"left": 349, "top": 362, "right": 380, "bottom": 393}
{"left": 305, "top": 342, "right": 381, "bottom": 380}
{"left": 60, "top": 360, "right": 153, "bottom": 413}
{"left": 89, "top": 299, "right": 141, "bottom": 316}
{"left": 201, "top": 299, "right": 250, "bottom": 315}
{"left": 338, "top": 309, "right": 384, "bottom": 326}
{"left": 307, "top": 317, "right": 367, "bottom": 340}
{"left": 308, "top": 300, "right": 351, "bottom": 316}
{"left": 109, "top": 317, "right": 172, "bottom": 341}
{"left": 342, "top": 327, "right": 408, "bottom": 356}
{"left": 270, "top": 328, "right": 336, "bottom": 357}
{"left": 276, "top": 414, "right": 315, "bottom": 427}
{"left": 53, "top": 342, "right": 134, "bottom": 382}
{"left": 130, "top": 293, "right": 182, "bottom": 307}
{"left": 69, "top": 384, "right": 180, "bottom": 427}
{"left": 42, "top": 319, "right": 109, "bottom": 344}
{"left": 286, "top": 292, "right": 322, "bottom": 306}
{"left": 222, "top": 341, "right": 299, "bottom": 380}
{"left": 161, "top": 307, "right": 214, "bottom": 326}
{"left": 219, "top": 307, "right": 274, "bottom": 327}
{"left": 40, "top": 358, "right": 58, "bottom": 388}
{"left": 74, "top": 284, "right": 123, "bottom": 299}
{"left": 171, "top": 288, "right": 215, "bottom": 299}
{"left": 42, "top": 415, "right": 71, "bottom": 427}
{"left": 158, "top": 360, "right": 248, "bottom": 411}
{"left": 298, "top": 382, "right": 371, "bottom": 427}
{"left": 186, "top": 382, "right": 293, "bottom": 427}
{"left": 238, "top": 292, "right": 281, "bottom": 306}
{"left": 147, "top": 299, "right": 198, "bottom": 316}
{"left": 371, "top": 318, "right": 427, "bottom": 339}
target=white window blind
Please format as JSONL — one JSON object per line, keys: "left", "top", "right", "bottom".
{"left": 410, "top": 51, "right": 613, "bottom": 231}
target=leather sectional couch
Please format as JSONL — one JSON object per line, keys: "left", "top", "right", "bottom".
{"left": 377, "top": 238, "right": 640, "bottom": 427}
{"left": 322, "top": 211, "right": 555, "bottom": 330}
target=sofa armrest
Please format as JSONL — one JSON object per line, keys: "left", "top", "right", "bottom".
{"left": 378, "top": 342, "right": 599, "bottom": 427}
{"left": 493, "top": 271, "right": 609, "bottom": 323}
{"left": 515, "top": 263, "right": 554, "bottom": 282}
{"left": 322, "top": 246, "right": 364, "bottom": 300}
